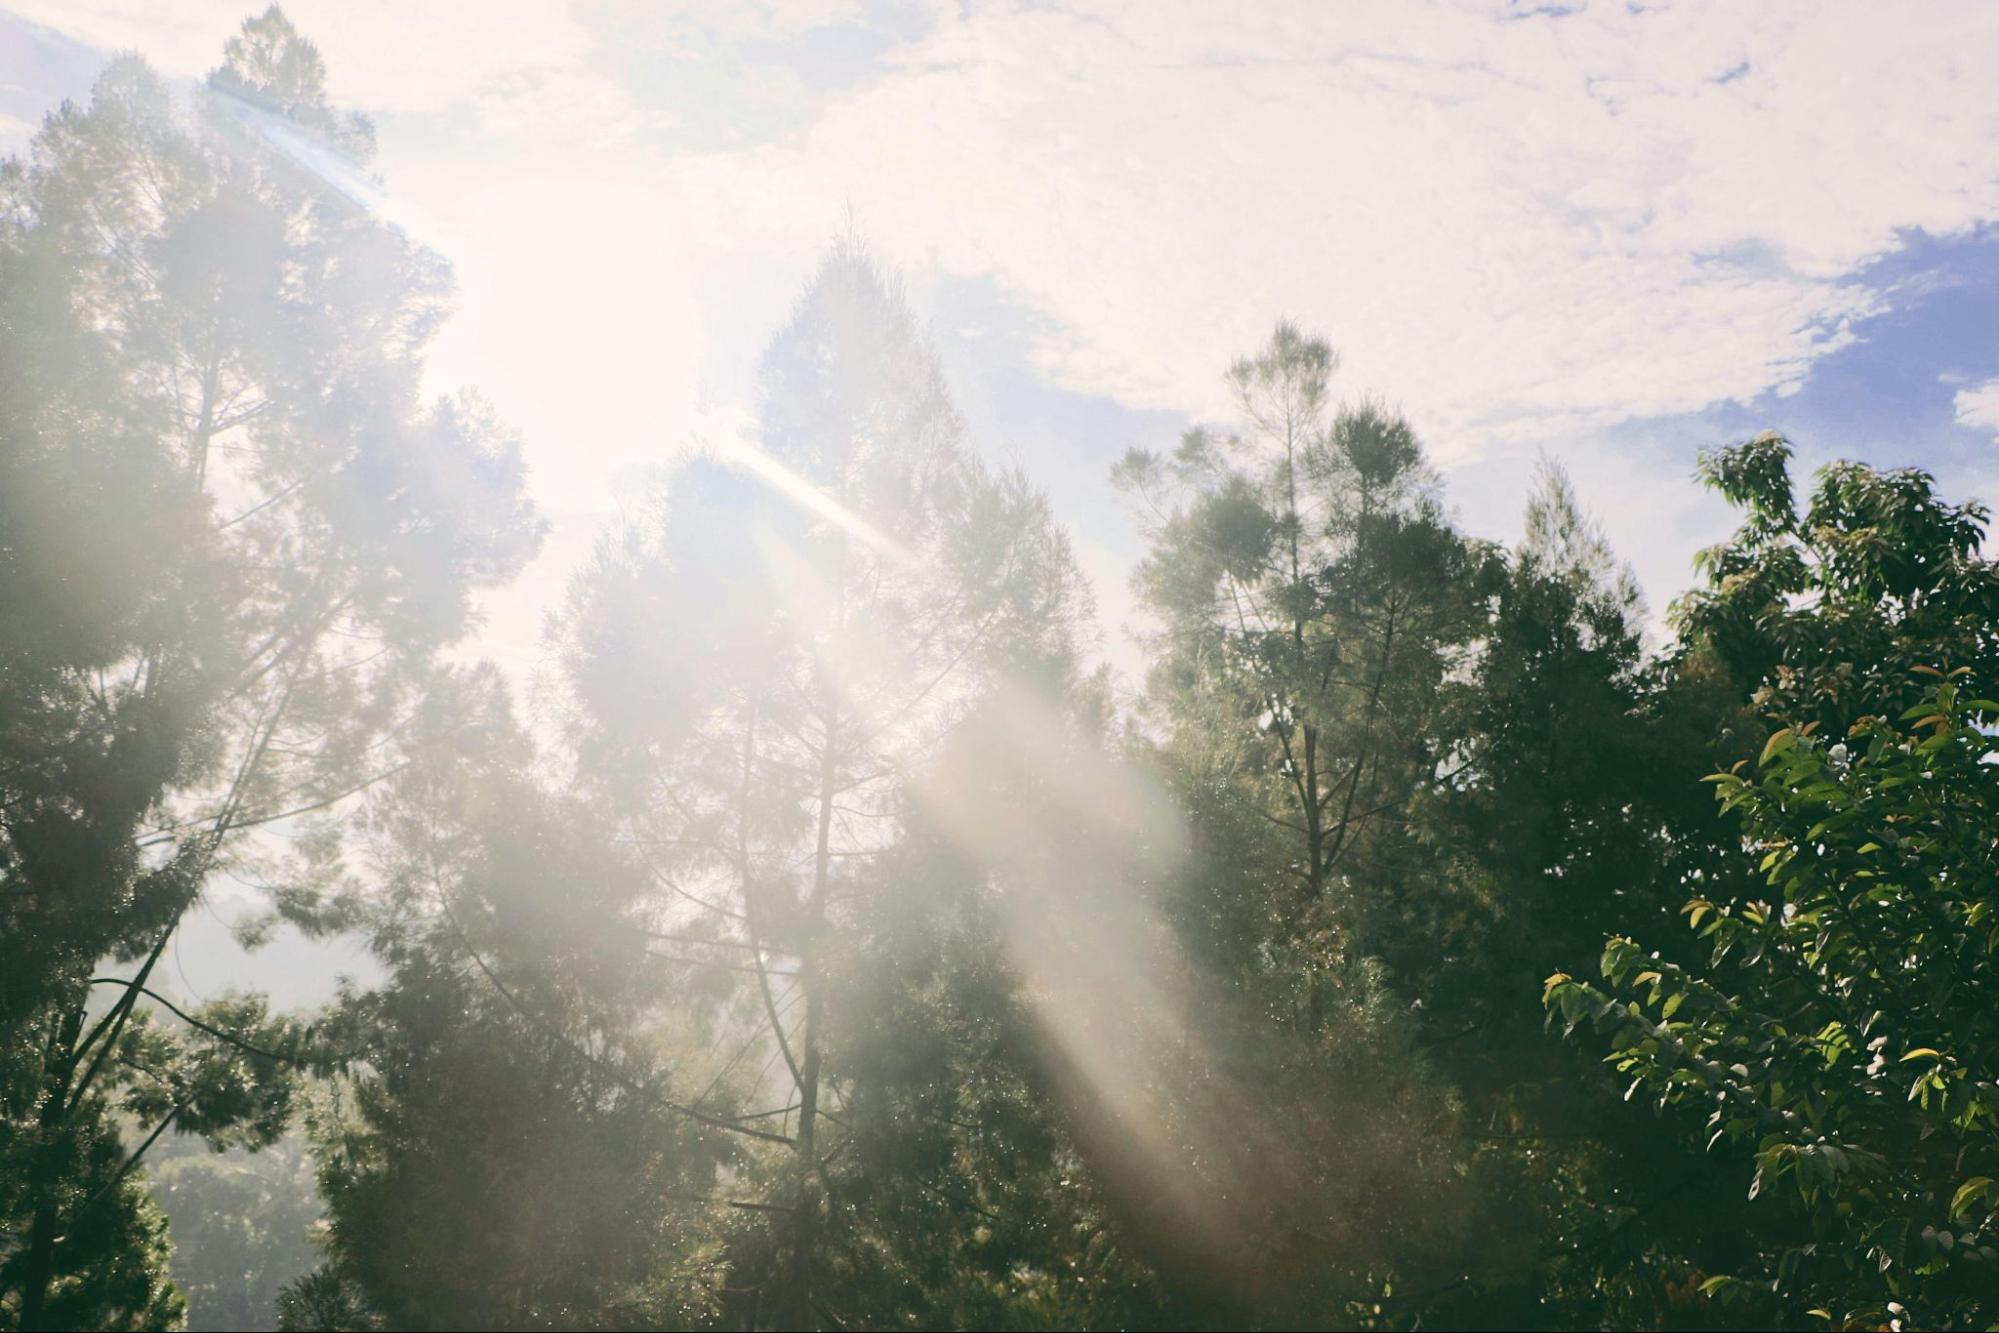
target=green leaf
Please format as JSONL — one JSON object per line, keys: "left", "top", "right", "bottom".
{"left": 1759, "top": 727, "right": 1795, "bottom": 766}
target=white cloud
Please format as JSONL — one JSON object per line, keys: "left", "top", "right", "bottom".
{"left": 1956, "top": 380, "right": 1999, "bottom": 441}
{"left": 589, "top": 0, "right": 871, "bottom": 46}
{"left": 47, "top": 1, "right": 1995, "bottom": 466}
{"left": 467, "top": 63, "right": 666, "bottom": 151}
{"left": 666, "top": 0, "right": 1999, "bottom": 460}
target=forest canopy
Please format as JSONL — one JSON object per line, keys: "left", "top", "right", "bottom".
{"left": 2, "top": 9, "right": 1997, "bottom": 1333}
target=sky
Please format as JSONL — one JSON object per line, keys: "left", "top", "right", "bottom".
{"left": 7, "top": 1, "right": 1999, "bottom": 1000}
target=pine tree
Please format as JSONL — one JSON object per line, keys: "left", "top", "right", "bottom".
{"left": 556, "top": 239, "right": 1121, "bottom": 1328}
{"left": 1113, "top": 326, "right": 1495, "bottom": 1321}
{"left": 0, "top": 10, "right": 537, "bottom": 1324}
{"left": 282, "top": 675, "right": 728, "bottom": 1330}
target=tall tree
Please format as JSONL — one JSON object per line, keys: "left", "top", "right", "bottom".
{"left": 1114, "top": 326, "right": 1496, "bottom": 1322}
{"left": 0, "top": 9, "right": 537, "bottom": 1325}
{"left": 1115, "top": 327, "right": 1498, "bottom": 1022}
{"left": 282, "top": 674, "right": 729, "bottom": 1331}
{"left": 557, "top": 239, "right": 1155, "bottom": 1329}
{"left": 1547, "top": 439, "right": 1999, "bottom": 1328}
{"left": 1409, "top": 465, "right": 1765, "bottom": 1328}
{"left": 1675, "top": 431, "right": 1999, "bottom": 729}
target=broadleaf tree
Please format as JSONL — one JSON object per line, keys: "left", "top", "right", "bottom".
{"left": 1548, "top": 441, "right": 1999, "bottom": 1327}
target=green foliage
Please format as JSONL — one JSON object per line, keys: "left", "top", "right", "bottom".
{"left": 286, "top": 700, "right": 729, "bottom": 1331}
{"left": 1118, "top": 326, "right": 1510, "bottom": 1323}
{"left": 1121, "top": 327, "right": 1500, "bottom": 991}
{"left": 1383, "top": 461, "right": 1777, "bottom": 1329}
{"left": 1545, "top": 441, "right": 1999, "bottom": 1328}
{"left": 1678, "top": 432, "right": 1999, "bottom": 732}
{"left": 550, "top": 239, "right": 1167, "bottom": 1331}
{"left": 1549, "top": 672, "right": 1999, "bottom": 1326}
{"left": 0, "top": 6, "right": 534, "bottom": 1325}
{"left": 0, "top": 1107, "right": 185, "bottom": 1331}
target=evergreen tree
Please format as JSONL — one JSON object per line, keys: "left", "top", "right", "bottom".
{"left": 1115, "top": 326, "right": 1496, "bottom": 1322}
{"left": 556, "top": 239, "right": 1150, "bottom": 1329}
{"left": 283, "top": 676, "right": 727, "bottom": 1331}
{"left": 1414, "top": 465, "right": 1764, "bottom": 1328}
{"left": 0, "top": 9, "right": 536, "bottom": 1325}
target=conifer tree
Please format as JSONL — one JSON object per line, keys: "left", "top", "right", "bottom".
{"left": 0, "top": 11, "right": 537, "bottom": 1324}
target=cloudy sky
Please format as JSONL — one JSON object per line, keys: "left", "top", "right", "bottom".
{"left": 7, "top": 0, "right": 1999, "bottom": 698}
